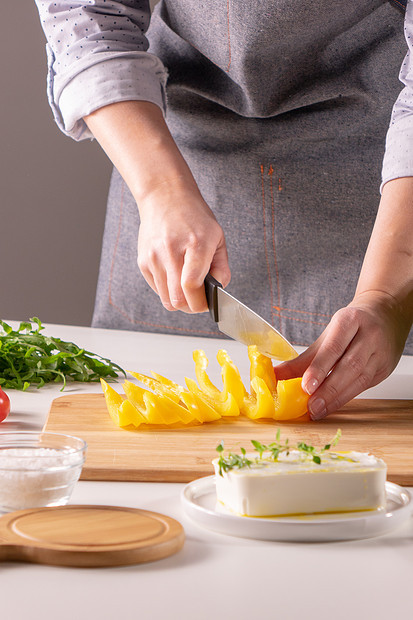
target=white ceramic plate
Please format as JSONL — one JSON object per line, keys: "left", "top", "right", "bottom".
{"left": 181, "top": 476, "right": 412, "bottom": 542}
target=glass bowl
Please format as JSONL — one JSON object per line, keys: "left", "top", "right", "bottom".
{"left": 0, "top": 432, "right": 87, "bottom": 513}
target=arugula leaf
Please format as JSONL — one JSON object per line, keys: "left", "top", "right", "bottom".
{"left": 0, "top": 318, "right": 126, "bottom": 390}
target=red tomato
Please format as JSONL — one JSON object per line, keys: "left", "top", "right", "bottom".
{"left": 0, "top": 387, "right": 10, "bottom": 422}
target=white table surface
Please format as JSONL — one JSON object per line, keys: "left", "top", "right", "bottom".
{"left": 2, "top": 321, "right": 413, "bottom": 620}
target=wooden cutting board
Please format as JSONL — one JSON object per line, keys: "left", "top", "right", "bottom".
{"left": 0, "top": 505, "right": 184, "bottom": 567}
{"left": 44, "top": 394, "right": 413, "bottom": 485}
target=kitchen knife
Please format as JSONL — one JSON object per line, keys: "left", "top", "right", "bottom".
{"left": 204, "top": 274, "right": 297, "bottom": 361}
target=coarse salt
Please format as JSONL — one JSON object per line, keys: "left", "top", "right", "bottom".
{"left": 0, "top": 447, "right": 85, "bottom": 513}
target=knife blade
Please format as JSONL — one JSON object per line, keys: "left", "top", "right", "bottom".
{"left": 204, "top": 274, "right": 297, "bottom": 361}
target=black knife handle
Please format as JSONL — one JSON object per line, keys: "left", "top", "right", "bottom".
{"left": 204, "top": 273, "right": 222, "bottom": 322}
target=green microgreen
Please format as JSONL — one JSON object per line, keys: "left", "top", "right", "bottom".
{"left": 0, "top": 318, "right": 126, "bottom": 391}
{"left": 250, "top": 439, "right": 267, "bottom": 460}
{"left": 216, "top": 429, "right": 342, "bottom": 475}
{"left": 215, "top": 441, "right": 253, "bottom": 476}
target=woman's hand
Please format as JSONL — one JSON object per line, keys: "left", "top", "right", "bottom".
{"left": 137, "top": 179, "right": 230, "bottom": 313}
{"left": 277, "top": 177, "right": 413, "bottom": 420}
{"left": 276, "top": 290, "right": 411, "bottom": 420}
{"left": 84, "top": 100, "right": 230, "bottom": 311}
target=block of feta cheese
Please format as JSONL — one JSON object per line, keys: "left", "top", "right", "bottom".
{"left": 213, "top": 451, "right": 387, "bottom": 517}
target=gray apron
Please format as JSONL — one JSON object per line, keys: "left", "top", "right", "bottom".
{"left": 92, "top": 0, "right": 413, "bottom": 354}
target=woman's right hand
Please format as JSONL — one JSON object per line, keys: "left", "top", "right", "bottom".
{"left": 83, "top": 100, "right": 231, "bottom": 313}
{"left": 137, "top": 178, "right": 231, "bottom": 313}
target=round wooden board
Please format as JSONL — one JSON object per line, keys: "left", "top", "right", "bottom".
{"left": 0, "top": 505, "right": 185, "bottom": 567}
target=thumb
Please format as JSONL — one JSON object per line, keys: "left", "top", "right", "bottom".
{"left": 275, "top": 346, "right": 316, "bottom": 382}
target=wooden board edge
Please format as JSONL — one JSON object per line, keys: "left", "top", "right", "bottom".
{"left": 80, "top": 467, "right": 213, "bottom": 483}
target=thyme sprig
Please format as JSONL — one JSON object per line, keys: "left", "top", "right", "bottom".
{"left": 216, "top": 429, "right": 342, "bottom": 476}
{"left": 216, "top": 441, "right": 253, "bottom": 475}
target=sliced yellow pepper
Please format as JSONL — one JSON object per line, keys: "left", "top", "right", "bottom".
{"left": 123, "top": 380, "right": 193, "bottom": 425}
{"left": 100, "top": 379, "right": 145, "bottom": 428}
{"left": 245, "top": 346, "right": 309, "bottom": 420}
{"left": 271, "top": 376, "right": 309, "bottom": 420}
{"left": 146, "top": 373, "right": 196, "bottom": 424}
{"left": 185, "top": 376, "right": 235, "bottom": 417}
{"left": 127, "top": 373, "right": 196, "bottom": 424}
{"left": 123, "top": 380, "right": 166, "bottom": 424}
{"left": 128, "top": 371, "right": 182, "bottom": 404}
{"left": 242, "top": 376, "right": 277, "bottom": 419}
{"left": 248, "top": 345, "right": 277, "bottom": 393}
{"left": 144, "top": 391, "right": 195, "bottom": 425}
{"left": 151, "top": 372, "right": 185, "bottom": 401}
{"left": 180, "top": 385, "right": 222, "bottom": 423}
{"left": 193, "top": 350, "right": 221, "bottom": 398}
{"left": 102, "top": 345, "right": 309, "bottom": 428}
{"left": 192, "top": 349, "right": 244, "bottom": 416}
{"left": 217, "top": 349, "right": 248, "bottom": 409}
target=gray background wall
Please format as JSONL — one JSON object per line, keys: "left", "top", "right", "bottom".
{"left": 2, "top": 3, "right": 155, "bottom": 327}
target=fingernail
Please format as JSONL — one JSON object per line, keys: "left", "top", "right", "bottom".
{"left": 309, "top": 398, "right": 326, "bottom": 420}
{"left": 303, "top": 378, "right": 319, "bottom": 395}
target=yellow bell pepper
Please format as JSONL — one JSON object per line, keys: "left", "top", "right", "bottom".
{"left": 244, "top": 346, "right": 309, "bottom": 420}
{"left": 180, "top": 385, "right": 222, "bottom": 422}
{"left": 248, "top": 345, "right": 277, "bottom": 394}
{"left": 272, "top": 376, "right": 310, "bottom": 420}
{"left": 128, "top": 373, "right": 197, "bottom": 424}
{"left": 101, "top": 345, "right": 309, "bottom": 429}
{"left": 192, "top": 349, "right": 242, "bottom": 416}
{"left": 123, "top": 379, "right": 194, "bottom": 425}
{"left": 143, "top": 372, "right": 196, "bottom": 424}
{"left": 144, "top": 391, "right": 195, "bottom": 425}
{"left": 100, "top": 379, "right": 145, "bottom": 428}
{"left": 151, "top": 371, "right": 183, "bottom": 395}
{"left": 217, "top": 349, "right": 248, "bottom": 409}
{"left": 128, "top": 371, "right": 182, "bottom": 404}
{"left": 184, "top": 376, "right": 231, "bottom": 418}
{"left": 242, "top": 376, "right": 277, "bottom": 419}
{"left": 193, "top": 350, "right": 221, "bottom": 398}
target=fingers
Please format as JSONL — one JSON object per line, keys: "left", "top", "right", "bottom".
{"left": 140, "top": 249, "right": 195, "bottom": 314}
{"left": 300, "top": 305, "right": 399, "bottom": 420}
{"left": 164, "top": 253, "right": 191, "bottom": 313}
{"left": 138, "top": 244, "right": 183, "bottom": 311}
{"left": 174, "top": 241, "right": 231, "bottom": 313}
{"left": 138, "top": 227, "right": 231, "bottom": 314}
{"left": 155, "top": 264, "right": 183, "bottom": 312}
{"left": 176, "top": 240, "right": 232, "bottom": 313}
{"left": 302, "top": 310, "right": 364, "bottom": 419}
{"left": 308, "top": 337, "right": 375, "bottom": 420}
{"left": 274, "top": 307, "right": 378, "bottom": 420}
{"left": 301, "top": 309, "right": 359, "bottom": 397}
{"left": 137, "top": 182, "right": 233, "bottom": 313}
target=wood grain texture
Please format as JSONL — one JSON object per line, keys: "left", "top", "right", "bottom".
{"left": 44, "top": 394, "right": 413, "bottom": 484}
{"left": 0, "top": 505, "right": 185, "bottom": 567}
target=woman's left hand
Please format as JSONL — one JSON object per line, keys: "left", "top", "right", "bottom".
{"left": 275, "top": 290, "right": 411, "bottom": 420}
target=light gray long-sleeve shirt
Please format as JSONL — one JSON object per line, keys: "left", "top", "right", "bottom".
{"left": 35, "top": 0, "right": 413, "bottom": 189}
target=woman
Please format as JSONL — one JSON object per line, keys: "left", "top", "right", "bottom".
{"left": 35, "top": 0, "right": 413, "bottom": 419}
